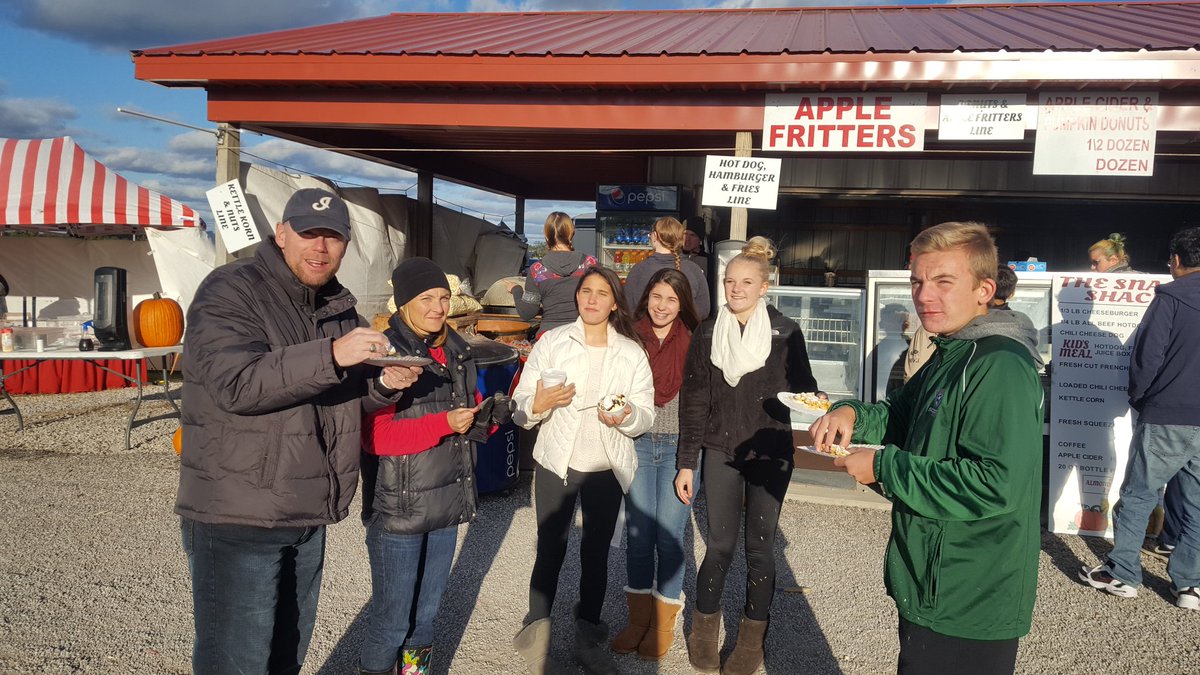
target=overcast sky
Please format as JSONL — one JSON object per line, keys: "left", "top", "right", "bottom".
{"left": 0, "top": 0, "right": 1097, "bottom": 238}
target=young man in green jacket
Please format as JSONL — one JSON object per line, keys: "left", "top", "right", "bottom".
{"left": 811, "top": 221, "right": 1044, "bottom": 675}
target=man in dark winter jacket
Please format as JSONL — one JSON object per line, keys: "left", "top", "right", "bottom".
{"left": 1081, "top": 226, "right": 1200, "bottom": 611}
{"left": 178, "top": 188, "right": 422, "bottom": 674}
{"left": 811, "top": 222, "right": 1044, "bottom": 675}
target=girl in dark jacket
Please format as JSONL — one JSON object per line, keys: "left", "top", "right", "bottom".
{"left": 358, "top": 257, "right": 489, "bottom": 675}
{"left": 676, "top": 237, "right": 817, "bottom": 675}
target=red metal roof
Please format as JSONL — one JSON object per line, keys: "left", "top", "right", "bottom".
{"left": 135, "top": 3, "right": 1200, "bottom": 57}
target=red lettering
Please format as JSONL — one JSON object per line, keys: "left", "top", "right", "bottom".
{"left": 788, "top": 125, "right": 807, "bottom": 148}
{"left": 769, "top": 125, "right": 786, "bottom": 146}
{"left": 856, "top": 125, "right": 874, "bottom": 147}
{"left": 836, "top": 97, "right": 854, "bottom": 120}
{"left": 794, "top": 99, "right": 815, "bottom": 120}
{"left": 856, "top": 97, "right": 872, "bottom": 120}
{"left": 877, "top": 125, "right": 896, "bottom": 147}
{"left": 897, "top": 124, "right": 917, "bottom": 148}
{"left": 875, "top": 97, "right": 892, "bottom": 120}
{"left": 836, "top": 124, "right": 854, "bottom": 146}
{"left": 817, "top": 97, "right": 835, "bottom": 119}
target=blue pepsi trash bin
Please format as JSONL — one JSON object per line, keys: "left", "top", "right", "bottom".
{"left": 471, "top": 337, "right": 521, "bottom": 494}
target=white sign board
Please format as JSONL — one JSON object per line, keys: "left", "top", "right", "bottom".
{"left": 1048, "top": 272, "right": 1168, "bottom": 537}
{"left": 762, "top": 93, "right": 926, "bottom": 152}
{"left": 938, "top": 94, "right": 1027, "bottom": 141}
{"left": 701, "top": 155, "right": 782, "bottom": 210}
{"left": 205, "top": 180, "right": 262, "bottom": 253}
{"left": 1034, "top": 92, "right": 1158, "bottom": 176}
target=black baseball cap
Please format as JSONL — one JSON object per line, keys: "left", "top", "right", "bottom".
{"left": 281, "top": 188, "right": 351, "bottom": 241}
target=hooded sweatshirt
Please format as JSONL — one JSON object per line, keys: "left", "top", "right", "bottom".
{"left": 511, "top": 250, "right": 597, "bottom": 334}
{"left": 1128, "top": 271, "right": 1200, "bottom": 426}
{"left": 832, "top": 310, "right": 1044, "bottom": 640}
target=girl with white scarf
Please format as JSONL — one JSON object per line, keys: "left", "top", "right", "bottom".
{"left": 675, "top": 237, "right": 818, "bottom": 675}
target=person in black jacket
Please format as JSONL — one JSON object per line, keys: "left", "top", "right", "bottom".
{"left": 676, "top": 236, "right": 817, "bottom": 675}
{"left": 179, "top": 188, "right": 422, "bottom": 675}
{"left": 357, "top": 257, "right": 503, "bottom": 675}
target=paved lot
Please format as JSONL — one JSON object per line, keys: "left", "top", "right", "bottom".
{"left": 0, "top": 388, "right": 1197, "bottom": 674}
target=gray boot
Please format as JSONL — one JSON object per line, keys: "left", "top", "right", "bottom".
{"left": 574, "top": 618, "right": 621, "bottom": 675}
{"left": 514, "top": 618, "right": 560, "bottom": 675}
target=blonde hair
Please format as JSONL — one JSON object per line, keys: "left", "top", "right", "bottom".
{"left": 910, "top": 221, "right": 997, "bottom": 285}
{"left": 728, "top": 236, "right": 776, "bottom": 283}
{"left": 652, "top": 216, "right": 686, "bottom": 269}
{"left": 397, "top": 302, "right": 449, "bottom": 348}
{"left": 1089, "top": 233, "right": 1129, "bottom": 263}
{"left": 544, "top": 212, "right": 574, "bottom": 250}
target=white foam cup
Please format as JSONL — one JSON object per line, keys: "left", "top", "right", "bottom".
{"left": 540, "top": 368, "right": 567, "bottom": 388}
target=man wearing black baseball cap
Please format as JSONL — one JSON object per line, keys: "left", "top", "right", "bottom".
{"left": 178, "top": 187, "right": 423, "bottom": 674}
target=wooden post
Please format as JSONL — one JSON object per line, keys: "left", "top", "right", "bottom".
{"left": 214, "top": 123, "right": 240, "bottom": 265}
{"left": 729, "top": 131, "right": 753, "bottom": 241}
{"left": 414, "top": 170, "right": 434, "bottom": 258}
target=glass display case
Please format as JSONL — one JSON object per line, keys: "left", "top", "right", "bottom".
{"left": 865, "top": 270, "right": 1053, "bottom": 404}
{"left": 766, "top": 285, "right": 866, "bottom": 401}
{"left": 594, "top": 184, "right": 679, "bottom": 277}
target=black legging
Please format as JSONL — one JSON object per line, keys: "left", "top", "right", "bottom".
{"left": 694, "top": 450, "right": 793, "bottom": 621}
{"left": 525, "top": 463, "right": 623, "bottom": 625}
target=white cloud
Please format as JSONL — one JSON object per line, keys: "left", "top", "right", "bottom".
{"left": 96, "top": 144, "right": 213, "bottom": 180}
{"left": 0, "top": 96, "right": 77, "bottom": 138}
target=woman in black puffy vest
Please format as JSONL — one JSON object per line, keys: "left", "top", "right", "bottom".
{"left": 357, "top": 257, "right": 491, "bottom": 675}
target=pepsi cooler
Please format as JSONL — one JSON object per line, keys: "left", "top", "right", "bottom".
{"left": 595, "top": 184, "right": 680, "bottom": 278}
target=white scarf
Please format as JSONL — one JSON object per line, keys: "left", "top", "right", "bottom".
{"left": 710, "top": 298, "right": 771, "bottom": 387}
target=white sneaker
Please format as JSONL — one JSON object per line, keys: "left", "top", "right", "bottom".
{"left": 1079, "top": 563, "right": 1138, "bottom": 598}
{"left": 1172, "top": 587, "right": 1200, "bottom": 611}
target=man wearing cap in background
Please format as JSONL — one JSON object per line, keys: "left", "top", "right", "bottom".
{"left": 178, "top": 187, "right": 423, "bottom": 674}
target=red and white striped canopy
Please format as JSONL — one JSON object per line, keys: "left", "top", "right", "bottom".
{"left": 1, "top": 136, "right": 203, "bottom": 235}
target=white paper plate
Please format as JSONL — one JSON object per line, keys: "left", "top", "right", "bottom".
{"left": 364, "top": 355, "right": 433, "bottom": 367}
{"left": 776, "top": 392, "right": 831, "bottom": 422}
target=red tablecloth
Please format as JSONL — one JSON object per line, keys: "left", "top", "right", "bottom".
{"left": 2, "top": 358, "right": 149, "bottom": 394}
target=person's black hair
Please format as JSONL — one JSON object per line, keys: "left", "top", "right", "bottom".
{"left": 1169, "top": 227, "right": 1200, "bottom": 269}
{"left": 575, "top": 266, "right": 640, "bottom": 343}
{"left": 995, "top": 265, "right": 1018, "bottom": 302}
{"left": 634, "top": 268, "right": 700, "bottom": 333}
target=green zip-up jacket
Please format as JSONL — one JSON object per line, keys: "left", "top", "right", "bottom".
{"left": 834, "top": 310, "right": 1044, "bottom": 640}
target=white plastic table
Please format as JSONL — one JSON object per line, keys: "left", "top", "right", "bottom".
{"left": 0, "top": 346, "right": 182, "bottom": 451}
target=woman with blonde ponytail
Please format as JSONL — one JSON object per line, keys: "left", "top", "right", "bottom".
{"left": 1088, "top": 233, "right": 1140, "bottom": 273}
{"left": 677, "top": 236, "right": 817, "bottom": 675}
{"left": 624, "top": 216, "right": 711, "bottom": 319}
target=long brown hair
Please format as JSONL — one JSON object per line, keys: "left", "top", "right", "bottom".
{"left": 575, "top": 266, "right": 639, "bottom": 343}
{"left": 652, "top": 216, "right": 686, "bottom": 270}
{"left": 544, "top": 212, "right": 575, "bottom": 250}
{"left": 634, "top": 268, "right": 699, "bottom": 333}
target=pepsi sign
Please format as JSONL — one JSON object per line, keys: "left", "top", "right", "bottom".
{"left": 596, "top": 184, "right": 679, "bottom": 212}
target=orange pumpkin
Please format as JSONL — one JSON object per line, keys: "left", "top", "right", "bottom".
{"left": 172, "top": 427, "right": 183, "bottom": 455}
{"left": 133, "top": 293, "right": 184, "bottom": 347}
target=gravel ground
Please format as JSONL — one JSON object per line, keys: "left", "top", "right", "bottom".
{"left": 1, "top": 386, "right": 1198, "bottom": 674}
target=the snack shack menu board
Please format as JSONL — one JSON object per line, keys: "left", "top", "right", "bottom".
{"left": 1048, "top": 272, "right": 1169, "bottom": 537}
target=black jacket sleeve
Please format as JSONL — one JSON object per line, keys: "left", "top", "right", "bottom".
{"left": 785, "top": 325, "right": 819, "bottom": 394}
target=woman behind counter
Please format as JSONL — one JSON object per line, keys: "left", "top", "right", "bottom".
{"left": 511, "top": 212, "right": 598, "bottom": 335}
{"left": 610, "top": 268, "right": 701, "bottom": 661}
{"left": 676, "top": 237, "right": 817, "bottom": 675}
{"left": 511, "top": 266, "right": 655, "bottom": 675}
{"left": 622, "top": 216, "right": 711, "bottom": 320}
{"left": 1089, "top": 232, "right": 1140, "bottom": 273}
{"left": 357, "top": 257, "right": 498, "bottom": 675}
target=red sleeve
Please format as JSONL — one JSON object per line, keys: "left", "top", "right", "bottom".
{"left": 363, "top": 405, "right": 454, "bottom": 456}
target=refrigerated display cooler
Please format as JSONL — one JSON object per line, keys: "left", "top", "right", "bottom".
{"left": 766, "top": 285, "right": 866, "bottom": 402}
{"left": 864, "top": 270, "right": 1053, "bottom": 405}
{"left": 595, "top": 184, "right": 680, "bottom": 278}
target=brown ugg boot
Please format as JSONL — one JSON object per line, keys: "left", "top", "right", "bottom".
{"left": 720, "top": 614, "right": 768, "bottom": 675}
{"left": 686, "top": 608, "right": 722, "bottom": 674}
{"left": 637, "top": 591, "right": 683, "bottom": 661}
{"left": 611, "top": 588, "right": 654, "bottom": 654}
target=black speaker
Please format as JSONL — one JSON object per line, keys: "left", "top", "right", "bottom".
{"left": 94, "top": 266, "right": 131, "bottom": 352}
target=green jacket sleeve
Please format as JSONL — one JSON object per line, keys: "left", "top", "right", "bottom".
{"left": 873, "top": 347, "right": 1042, "bottom": 522}
{"left": 832, "top": 372, "right": 918, "bottom": 446}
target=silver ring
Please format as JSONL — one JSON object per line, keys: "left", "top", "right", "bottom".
{"left": 369, "top": 343, "right": 377, "bottom": 353}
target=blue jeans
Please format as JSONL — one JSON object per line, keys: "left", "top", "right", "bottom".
{"left": 180, "top": 517, "right": 326, "bottom": 675}
{"left": 358, "top": 523, "right": 459, "bottom": 671}
{"left": 1108, "top": 423, "right": 1200, "bottom": 590}
{"left": 625, "top": 433, "right": 698, "bottom": 600}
